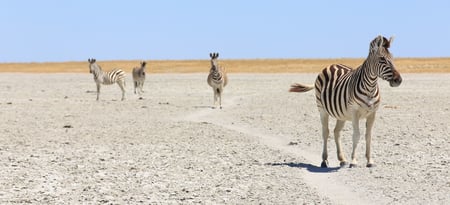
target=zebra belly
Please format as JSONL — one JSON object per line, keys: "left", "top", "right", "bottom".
{"left": 317, "top": 87, "right": 378, "bottom": 121}
{"left": 320, "top": 102, "right": 379, "bottom": 121}
{"left": 101, "top": 76, "right": 118, "bottom": 85}
{"left": 208, "top": 77, "right": 224, "bottom": 88}
{"left": 100, "top": 80, "right": 115, "bottom": 85}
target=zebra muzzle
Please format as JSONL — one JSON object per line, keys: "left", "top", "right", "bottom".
{"left": 389, "top": 76, "right": 402, "bottom": 87}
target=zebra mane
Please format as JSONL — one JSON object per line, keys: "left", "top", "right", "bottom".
{"left": 370, "top": 35, "right": 393, "bottom": 57}
{"left": 89, "top": 62, "right": 102, "bottom": 72}
{"left": 95, "top": 64, "right": 103, "bottom": 71}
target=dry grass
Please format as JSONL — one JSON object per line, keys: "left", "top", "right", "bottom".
{"left": 0, "top": 58, "right": 449, "bottom": 73}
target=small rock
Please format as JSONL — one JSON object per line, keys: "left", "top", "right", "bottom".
{"left": 288, "top": 141, "right": 298, "bottom": 146}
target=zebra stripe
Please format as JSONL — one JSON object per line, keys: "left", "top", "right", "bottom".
{"left": 207, "top": 52, "right": 228, "bottom": 109}
{"left": 132, "top": 61, "right": 147, "bottom": 95}
{"left": 88, "top": 58, "right": 126, "bottom": 101}
{"left": 290, "top": 35, "right": 402, "bottom": 168}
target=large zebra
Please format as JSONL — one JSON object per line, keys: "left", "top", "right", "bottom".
{"left": 207, "top": 52, "right": 228, "bottom": 109}
{"left": 132, "top": 61, "right": 147, "bottom": 95}
{"left": 289, "top": 35, "right": 402, "bottom": 168}
{"left": 88, "top": 58, "right": 126, "bottom": 101}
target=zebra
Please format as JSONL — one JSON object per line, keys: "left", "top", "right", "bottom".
{"left": 289, "top": 35, "right": 402, "bottom": 168}
{"left": 88, "top": 58, "right": 126, "bottom": 101}
{"left": 132, "top": 61, "right": 147, "bottom": 95}
{"left": 207, "top": 52, "right": 228, "bottom": 109}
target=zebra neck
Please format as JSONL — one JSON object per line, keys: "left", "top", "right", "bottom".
{"left": 93, "top": 69, "right": 104, "bottom": 80}
{"left": 210, "top": 69, "right": 222, "bottom": 82}
{"left": 355, "top": 62, "right": 379, "bottom": 98}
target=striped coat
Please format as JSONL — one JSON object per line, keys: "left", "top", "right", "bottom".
{"left": 132, "top": 61, "right": 147, "bottom": 95}
{"left": 207, "top": 52, "right": 228, "bottom": 109}
{"left": 88, "top": 58, "right": 126, "bottom": 101}
{"left": 290, "top": 36, "right": 402, "bottom": 168}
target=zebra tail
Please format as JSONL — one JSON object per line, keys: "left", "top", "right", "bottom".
{"left": 289, "top": 83, "right": 314, "bottom": 93}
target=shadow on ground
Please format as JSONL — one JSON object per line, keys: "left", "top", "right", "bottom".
{"left": 266, "top": 162, "right": 341, "bottom": 173}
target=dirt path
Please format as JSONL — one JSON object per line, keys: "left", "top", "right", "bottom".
{"left": 180, "top": 88, "right": 379, "bottom": 205}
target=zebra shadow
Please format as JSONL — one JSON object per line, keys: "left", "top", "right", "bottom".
{"left": 266, "top": 162, "right": 341, "bottom": 173}
{"left": 193, "top": 105, "right": 214, "bottom": 109}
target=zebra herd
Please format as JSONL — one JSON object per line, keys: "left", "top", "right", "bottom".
{"left": 87, "top": 58, "right": 148, "bottom": 101}
{"left": 88, "top": 53, "right": 228, "bottom": 107}
{"left": 88, "top": 35, "right": 402, "bottom": 168}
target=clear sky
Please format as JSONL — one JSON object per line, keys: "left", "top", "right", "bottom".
{"left": 1, "top": 0, "right": 449, "bottom": 62}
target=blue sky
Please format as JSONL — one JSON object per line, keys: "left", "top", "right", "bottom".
{"left": 1, "top": 0, "right": 449, "bottom": 62}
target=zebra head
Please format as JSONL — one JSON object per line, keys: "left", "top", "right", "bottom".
{"left": 209, "top": 52, "right": 219, "bottom": 71}
{"left": 369, "top": 36, "right": 402, "bottom": 87}
{"left": 88, "top": 58, "right": 100, "bottom": 74}
{"left": 141, "top": 61, "right": 147, "bottom": 67}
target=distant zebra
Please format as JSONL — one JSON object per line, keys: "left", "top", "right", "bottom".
{"left": 88, "top": 58, "right": 126, "bottom": 101}
{"left": 132, "top": 61, "right": 147, "bottom": 95}
{"left": 207, "top": 52, "right": 228, "bottom": 109}
{"left": 289, "top": 35, "right": 402, "bottom": 168}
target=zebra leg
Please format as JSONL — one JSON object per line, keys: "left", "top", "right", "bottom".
{"left": 96, "top": 83, "right": 100, "bottom": 101}
{"left": 218, "top": 87, "right": 223, "bottom": 109}
{"left": 212, "top": 88, "right": 218, "bottom": 109}
{"left": 320, "top": 111, "right": 330, "bottom": 168}
{"left": 365, "top": 112, "right": 376, "bottom": 167}
{"left": 334, "top": 120, "right": 348, "bottom": 167}
{"left": 350, "top": 113, "right": 361, "bottom": 168}
{"left": 136, "top": 82, "right": 141, "bottom": 94}
{"left": 140, "top": 81, "right": 145, "bottom": 93}
{"left": 118, "top": 81, "right": 126, "bottom": 101}
{"left": 134, "top": 81, "right": 137, "bottom": 94}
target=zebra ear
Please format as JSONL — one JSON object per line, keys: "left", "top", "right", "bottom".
{"left": 210, "top": 53, "right": 213, "bottom": 58}
{"left": 216, "top": 53, "right": 219, "bottom": 58}
{"left": 389, "top": 36, "right": 395, "bottom": 45}
{"left": 370, "top": 35, "right": 383, "bottom": 53}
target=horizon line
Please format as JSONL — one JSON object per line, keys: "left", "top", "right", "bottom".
{"left": 2, "top": 56, "right": 450, "bottom": 64}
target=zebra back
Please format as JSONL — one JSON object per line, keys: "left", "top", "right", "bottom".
{"left": 88, "top": 58, "right": 125, "bottom": 85}
{"left": 104, "top": 69, "right": 126, "bottom": 85}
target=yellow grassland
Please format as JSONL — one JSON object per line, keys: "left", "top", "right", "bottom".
{"left": 0, "top": 58, "right": 449, "bottom": 73}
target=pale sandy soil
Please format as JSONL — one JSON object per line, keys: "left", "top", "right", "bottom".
{"left": 0, "top": 73, "right": 448, "bottom": 204}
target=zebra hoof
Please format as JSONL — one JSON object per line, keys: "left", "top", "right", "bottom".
{"left": 366, "top": 163, "right": 376, "bottom": 168}
{"left": 339, "top": 161, "right": 348, "bottom": 167}
{"left": 349, "top": 163, "right": 358, "bottom": 168}
{"left": 320, "top": 160, "right": 329, "bottom": 168}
